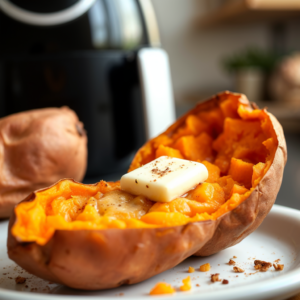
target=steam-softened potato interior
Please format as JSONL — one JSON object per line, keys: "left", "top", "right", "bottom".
{"left": 12, "top": 96, "right": 278, "bottom": 245}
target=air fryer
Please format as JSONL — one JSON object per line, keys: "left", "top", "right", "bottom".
{"left": 0, "top": 0, "right": 175, "bottom": 182}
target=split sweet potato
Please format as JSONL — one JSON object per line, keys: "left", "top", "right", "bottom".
{"left": 7, "top": 91, "right": 286, "bottom": 290}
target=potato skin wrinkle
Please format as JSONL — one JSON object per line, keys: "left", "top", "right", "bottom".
{"left": 7, "top": 91, "right": 287, "bottom": 290}
{"left": 0, "top": 107, "right": 87, "bottom": 218}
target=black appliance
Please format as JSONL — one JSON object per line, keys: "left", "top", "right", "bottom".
{"left": 0, "top": 0, "right": 175, "bottom": 182}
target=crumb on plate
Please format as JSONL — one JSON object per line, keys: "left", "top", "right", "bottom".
{"left": 222, "top": 279, "right": 229, "bottom": 284}
{"left": 200, "top": 263, "right": 210, "bottom": 272}
{"left": 15, "top": 276, "right": 26, "bottom": 284}
{"left": 180, "top": 276, "right": 192, "bottom": 291}
{"left": 254, "top": 260, "right": 272, "bottom": 272}
{"left": 150, "top": 282, "right": 175, "bottom": 295}
{"left": 233, "top": 267, "right": 244, "bottom": 273}
{"left": 273, "top": 264, "right": 284, "bottom": 271}
{"left": 211, "top": 273, "right": 221, "bottom": 283}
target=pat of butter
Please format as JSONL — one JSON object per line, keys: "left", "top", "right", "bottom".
{"left": 120, "top": 156, "right": 208, "bottom": 202}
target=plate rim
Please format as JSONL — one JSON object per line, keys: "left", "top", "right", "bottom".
{"left": 1, "top": 204, "right": 300, "bottom": 300}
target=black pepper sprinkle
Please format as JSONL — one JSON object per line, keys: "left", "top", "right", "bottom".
{"left": 151, "top": 167, "right": 172, "bottom": 178}
{"left": 135, "top": 179, "right": 138, "bottom": 184}
{"left": 146, "top": 185, "right": 149, "bottom": 188}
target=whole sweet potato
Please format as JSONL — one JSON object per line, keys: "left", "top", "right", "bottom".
{"left": 0, "top": 107, "right": 87, "bottom": 218}
{"left": 7, "top": 92, "right": 286, "bottom": 290}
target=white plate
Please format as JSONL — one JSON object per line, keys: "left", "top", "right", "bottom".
{"left": 1, "top": 204, "right": 300, "bottom": 300}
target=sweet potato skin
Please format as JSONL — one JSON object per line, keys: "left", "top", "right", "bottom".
{"left": 7, "top": 92, "right": 287, "bottom": 290}
{"left": 7, "top": 183, "right": 215, "bottom": 289}
{"left": 195, "top": 113, "right": 287, "bottom": 256}
{"left": 130, "top": 91, "right": 287, "bottom": 256}
{"left": 0, "top": 107, "right": 87, "bottom": 218}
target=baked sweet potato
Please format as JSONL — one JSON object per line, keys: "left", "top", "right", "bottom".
{"left": 0, "top": 107, "right": 87, "bottom": 218}
{"left": 7, "top": 91, "right": 286, "bottom": 290}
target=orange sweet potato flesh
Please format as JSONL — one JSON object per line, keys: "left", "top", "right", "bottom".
{"left": 150, "top": 282, "right": 175, "bottom": 295}
{"left": 228, "top": 158, "right": 254, "bottom": 189}
{"left": 7, "top": 91, "right": 287, "bottom": 290}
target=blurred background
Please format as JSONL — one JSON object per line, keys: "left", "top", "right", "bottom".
{"left": 151, "top": 0, "right": 300, "bottom": 209}
{"left": 0, "top": 0, "right": 299, "bottom": 209}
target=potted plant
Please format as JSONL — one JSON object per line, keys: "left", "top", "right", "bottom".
{"left": 223, "top": 48, "right": 279, "bottom": 102}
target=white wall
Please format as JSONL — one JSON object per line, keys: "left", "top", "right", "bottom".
{"left": 151, "top": 0, "right": 300, "bottom": 102}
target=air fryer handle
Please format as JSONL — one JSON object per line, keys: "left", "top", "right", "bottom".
{"left": 0, "top": 0, "right": 96, "bottom": 26}
{"left": 137, "top": 48, "right": 176, "bottom": 140}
